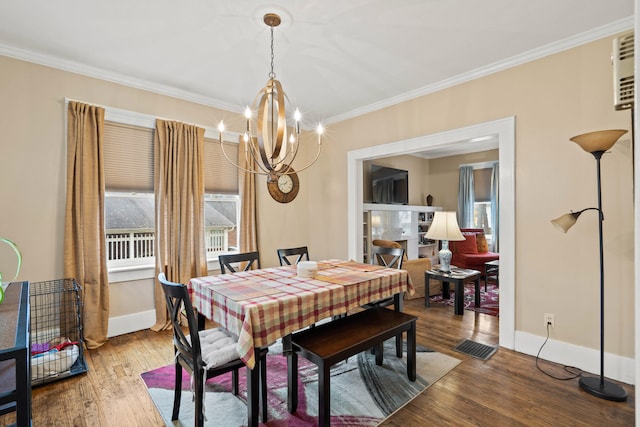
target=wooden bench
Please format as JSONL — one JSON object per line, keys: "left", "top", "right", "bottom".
{"left": 287, "top": 307, "right": 418, "bottom": 426}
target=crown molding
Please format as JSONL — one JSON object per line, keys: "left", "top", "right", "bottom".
{"left": 1, "top": 16, "right": 633, "bottom": 125}
{"left": 326, "top": 16, "right": 634, "bottom": 125}
{"left": 0, "top": 43, "right": 243, "bottom": 115}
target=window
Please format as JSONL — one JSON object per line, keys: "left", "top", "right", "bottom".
{"left": 202, "top": 133, "right": 241, "bottom": 266}
{"left": 471, "top": 166, "right": 493, "bottom": 242}
{"left": 473, "top": 201, "right": 492, "bottom": 243}
{"left": 204, "top": 193, "right": 240, "bottom": 260}
{"left": 101, "top": 106, "right": 242, "bottom": 282}
{"left": 104, "top": 192, "right": 240, "bottom": 271}
{"left": 103, "top": 120, "right": 155, "bottom": 279}
{"left": 105, "top": 192, "right": 155, "bottom": 270}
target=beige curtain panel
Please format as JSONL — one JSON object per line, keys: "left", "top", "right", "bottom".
{"left": 64, "top": 101, "right": 110, "bottom": 349}
{"left": 239, "top": 137, "right": 258, "bottom": 253}
{"left": 153, "top": 119, "right": 208, "bottom": 331}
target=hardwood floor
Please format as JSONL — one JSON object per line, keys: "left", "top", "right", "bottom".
{"left": 1, "top": 299, "right": 634, "bottom": 426}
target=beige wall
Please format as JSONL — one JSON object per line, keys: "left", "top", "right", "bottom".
{"left": 303, "top": 34, "right": 634, "bottom": 358}
{"left": 0, "top": 32, "right": 634, "bottom": 359}
{"left": 429, "top": 149, "right": 499, "bottom": 211}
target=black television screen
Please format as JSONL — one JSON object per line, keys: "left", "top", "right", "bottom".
{"left": 371, "top": 164, "right": 408, "bottom": 204}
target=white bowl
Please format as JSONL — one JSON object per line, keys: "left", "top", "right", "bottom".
{"left": 297, "top": 261, "right": 318, "bottom": 278}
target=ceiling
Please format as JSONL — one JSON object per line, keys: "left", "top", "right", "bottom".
{"left": 0, "top": 1, "right": 633, "bottom": 134}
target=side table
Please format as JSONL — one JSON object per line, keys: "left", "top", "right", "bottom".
{"left": 484, "top": 260, "right": 499, "bottom": 290}
{"left": 425, "top": 267, "right": 481, "bottom": 315}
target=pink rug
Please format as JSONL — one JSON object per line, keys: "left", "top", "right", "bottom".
{"left": 429, "top": 282, "right": 499, "bottom": 316}
{"left": 141, "top": 341, "right": 460, "bottom": 426}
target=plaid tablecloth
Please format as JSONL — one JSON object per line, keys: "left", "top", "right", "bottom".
{"left": 187, "top": 259, "right": 413, "bottom": 368}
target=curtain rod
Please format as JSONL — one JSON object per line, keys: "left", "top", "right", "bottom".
{"left": 458, "top": 160, "right": 498, "bottom": 169}
{"left": 64, "top": 97, "right": 241, "bottom": 142}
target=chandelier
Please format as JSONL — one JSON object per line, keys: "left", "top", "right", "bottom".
{"left": 218, "top": 13, "right": 323, "bottom": 178}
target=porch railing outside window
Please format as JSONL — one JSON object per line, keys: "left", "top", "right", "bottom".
{"left": 205, "top": 227, "right": 230, "bottom": 254}
{"left": 106, "top": 230, "right": 155, "bottom": 267}
{"left": 106, "top": 227, "right": 231, "bottom": 267}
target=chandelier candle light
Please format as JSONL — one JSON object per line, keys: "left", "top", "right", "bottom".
{"left": 551, "top": 129, "right": 628, "bottom": 402}
{"left": 218, "top": 13, "right": 323, "bottom": 183}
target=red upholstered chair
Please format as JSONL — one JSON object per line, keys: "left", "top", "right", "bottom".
{"left": 450, "top": 228, "right": 499, "bottom": 277}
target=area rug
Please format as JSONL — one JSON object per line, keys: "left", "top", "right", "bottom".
{"left": 141, "top": 340, "right": 460, "bottom": 426}
{"left": 429, "top": 282, "right": 499, "bottom": 316}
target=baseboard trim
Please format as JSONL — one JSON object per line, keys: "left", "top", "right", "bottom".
{"left": 515, "top": 331, "right": 635, "bottom": 385}
{"left": 107, "top": 310, "right": 156, "bottom": 338}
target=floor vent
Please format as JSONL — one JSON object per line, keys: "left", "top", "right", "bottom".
{"left": 454, "top": 339, "right": 497, "bottom": 361}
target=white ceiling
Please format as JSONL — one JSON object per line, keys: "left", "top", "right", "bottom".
{"left": 0, "top": 1, "right": 633, "bottom": 131}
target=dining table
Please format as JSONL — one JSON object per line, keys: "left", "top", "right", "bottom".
{"left": 187, "top": 259, "right": 414, "bottom": 423}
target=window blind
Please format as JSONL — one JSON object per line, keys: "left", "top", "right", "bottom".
{"left": 103, "top": 121, "right": 154, "bottom": 192}
{"left": 473, "top": 168, "right": 492, "bottom": 202}
{"left": 103, "top": 121, "right": 239, "bottom": 194}
{"left": 204, "top": 137, "right": 239, "bottom": 194}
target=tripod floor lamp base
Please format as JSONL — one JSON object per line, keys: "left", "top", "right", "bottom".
{"left": 579, "top": 376, "right": 628, "bottom": 402}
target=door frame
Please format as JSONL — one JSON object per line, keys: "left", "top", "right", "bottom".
{"left": 347, "top": 116, "right": 516, "bottom": 348}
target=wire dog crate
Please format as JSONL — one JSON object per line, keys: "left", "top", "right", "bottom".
{"left": 30, "top": 278, "right": 87, "bottom": 386}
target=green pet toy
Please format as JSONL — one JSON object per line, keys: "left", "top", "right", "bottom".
{"left": 0, "top": 238, "right": 22, "bottom": 304}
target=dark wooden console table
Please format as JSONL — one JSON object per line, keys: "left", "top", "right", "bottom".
{"left": 0, "top": 281, "right": 31, "bottom": 426}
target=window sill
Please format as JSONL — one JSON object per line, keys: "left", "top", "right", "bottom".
{"left": 108, "top": 259, "right": 223, "bottom": 283}
{"left": 108, "top": 264, "right": 156, "bottom": 283}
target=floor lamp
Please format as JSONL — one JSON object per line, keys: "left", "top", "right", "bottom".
{"left": 551, "top": 129, "right": 628, "bottom": 402}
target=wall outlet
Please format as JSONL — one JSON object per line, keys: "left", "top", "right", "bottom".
{"left": 544, "top": 313, "right": 555, "bottom": 328}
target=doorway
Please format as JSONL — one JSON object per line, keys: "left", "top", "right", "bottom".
{"left": 346, "top": 117, "right": 515, "bottom": 349}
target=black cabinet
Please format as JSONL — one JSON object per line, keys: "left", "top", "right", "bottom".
{"left": 0, "top": 282, "right": 31, "bottom": 426}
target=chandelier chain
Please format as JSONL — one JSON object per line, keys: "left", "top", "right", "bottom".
{"left": 269, "top": 25, "right": 276, "bottom": 79}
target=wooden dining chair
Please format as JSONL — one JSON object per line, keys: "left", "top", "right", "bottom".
{"left": 217, "top": 251, "right": 271, "bottom": 387}
{"left": 364, "top": 246, "right": 404, "bottom": 311}
{"left": 370, "top": 245, "right": 404, "bottom": 271}
{"left": 218, "top": 251, "right": 261, "bottom": 274}
{"left": 276, "top": 246, "right": 310, "bottom": 266}
{"left": 362, "top": 246, "right": 405, "bottom": 358}
{"left": 157, "top": 273, "right": 268, "bottom": 426}
{"left": 276, "top": 246, "right": 326, "bottom": 328}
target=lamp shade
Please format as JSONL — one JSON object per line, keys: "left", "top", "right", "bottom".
{"left": 550, "top": 212, "right": 579, "bottom": 233}
{"left": 425, "top": 211, "right": 464, "bottom": 241}
{"left": 570, "top": 129, "right": 627, "bottom": 153}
